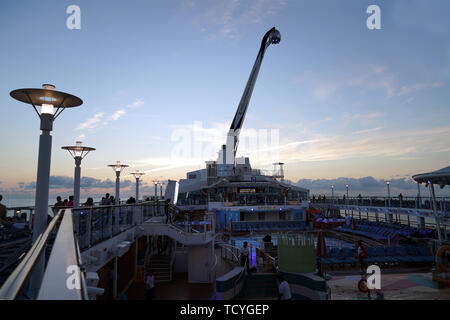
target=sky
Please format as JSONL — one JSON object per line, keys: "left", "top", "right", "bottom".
{"left": 1, "top": 0, "right": 450, "bottom": 205}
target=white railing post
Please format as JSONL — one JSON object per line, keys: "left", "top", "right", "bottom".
{"left": 86, "top": 208, "right": 92, "bottom": 248}
{"left": 109, "top": 207, "right": 113, "bottom": 239}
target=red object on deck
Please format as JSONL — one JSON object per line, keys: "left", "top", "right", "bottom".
{"left": 228, "top": 218, "right": 233, "bottom": 232}
{"left": 352, "top": 218, "right": 357, "bottom": 230}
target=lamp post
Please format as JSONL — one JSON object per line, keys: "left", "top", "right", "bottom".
{"left": 386, "top": 181, "right": 391, "bottom": 207}
{"left": 330, "top": 185, "right": 334, "bottom": 203}
{"left": 10, "top": 84, "right": 83, "bottom": 298}
{"left": 159, "top": 181, "right": 164, "bottom": 199}
{"left": 108, "top": 161, "right": 129, "bottom": 205}
{"left": 61, "top": 141, "right": 95, "bottom": 208}
{"left": 10, "top": 84, "right": 83, "bottom": 240}
{"left": 131, "top": 170, "right": 145, "bottom": 202}
{"left": 417, "top": 182, "right": 421, "bottom": 209}
{"left": 153, "top": 179, "right": 159, "bottom": 201}
{"left": 345, "top": 184, "right": 349, "bottom": 201}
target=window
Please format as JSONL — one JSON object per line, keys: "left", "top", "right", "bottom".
{"left": 279, "top": 212, "right": 286, "bottom": 220}
{"left": 240, "top": 212, "right": 245, "bottom": 221}
{"left": 258, "top": 212, "right": 265, "bottom": 221}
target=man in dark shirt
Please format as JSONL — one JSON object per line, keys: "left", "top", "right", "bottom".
{"left": 164, "top": 199, "right": 172, "bottom": 224}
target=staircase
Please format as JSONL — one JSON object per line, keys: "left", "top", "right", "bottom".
{"left": 240, "top": 274, "right": 279, "bottom": 299}
{"left": 147, "top": 255, "right": 171, "bottom": 282}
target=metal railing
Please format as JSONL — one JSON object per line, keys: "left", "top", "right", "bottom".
{"left": 311, "top": 195, "right": 449, "bottom": 213}
{"left": 0, "top": 209, "right": 87, "bottom": 300}
{"left": 72, "top": 200, "right": 213, "bottom": 251}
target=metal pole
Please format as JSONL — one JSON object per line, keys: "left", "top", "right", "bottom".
{"left": 115, "top": 171, "right": 120, "bottom": 205}
{"left": 417, "top": 182, "right": 421, "bottom": 209}
{"left": 154, "top": 183, "right": 157, "bottom": 201}
{"left": 387, "top": 183, "right": 391, "bottom": 207}
{"left": 160, "top": 184, "right": 163, "bottom": 199}
{"left": 73, "top": 157, "right": 82, "bottom": 208}
{"left": 29, "top": 115, "right": 54, "bottom": 298}
{"left": 135, "top": 178, "right": 139, "bottom": 202}
{"left": 429, "top": 183, "right": 442, "bottom": 244}
{"left": 331, "top": 186, "right": 334, "bottom": 203}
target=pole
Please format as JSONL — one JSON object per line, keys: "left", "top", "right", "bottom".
{"left": 135, "top": 178, "right": 139, "bottom": 202}
{"left": 417, "top": 182, "right": 421, "bottom": 209}
{"left": 429, "top": 183, "right": 442, "bottom": 244}
{"left": 30, "top": 114, "right": 53, "bottom": 298}
{"left": 387, "top": 184, "right": 391, "bottom": 207}
{"left": 115, "top": 171, "right": 120, "bottom": 205}
{"left": 160, "top": 184, "right": 163, "bottom": 199}
{"left": 154, "top": 183, "right": 158, "bottom": 201}
{"left": 73, "top": 157, "right": 81, "bottom": 208}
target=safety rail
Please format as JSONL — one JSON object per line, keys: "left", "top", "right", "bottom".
{"left": 72, "top": 201, "right": 178, "bottom": 251}
{"left": 0, "top": 209, "right": 88, "bottom": 300}
{"left": 311, "top": 195, "right": 449, "bottom": 213}
{"left": 216, "top": 243, "right": 246, "bottom": 299}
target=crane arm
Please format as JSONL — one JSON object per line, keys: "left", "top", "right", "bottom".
{"left": 222, "top": 27, "right": 281, "bottom": 165}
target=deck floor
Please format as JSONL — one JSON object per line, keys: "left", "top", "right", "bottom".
{"left": 328, "top": 272, "right": 450, "bottom": 300}
{"left": 125, "top": 248, "right": 235, "bottom": 300}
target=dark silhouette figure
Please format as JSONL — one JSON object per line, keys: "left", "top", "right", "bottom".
{"left": 164, "top": 199, "right": 172, "bottom": 224}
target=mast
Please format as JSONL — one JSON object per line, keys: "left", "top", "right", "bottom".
{"left": 219, "top": 27, "right": 281, "bottom": 166}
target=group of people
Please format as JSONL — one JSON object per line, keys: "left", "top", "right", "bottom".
{"left": 53, "top": 195, "right": 74, "bottom": 207}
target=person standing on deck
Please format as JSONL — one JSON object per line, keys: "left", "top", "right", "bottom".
{"left": 277, "top": 275, "right": 292, "bottom": 300}
{"left": 0, "top": 195, "right": 7, "bottom": 227}
{"left": 164, "top": 199, "right": 172, "bottom": 224}
{"left": 145, "top": 270, "right": 156, "bottom": 300}
{"left": 67, "top": 195, "right": 74, "bottom": 207}
{"left": 240, "top": 242, "right": 251, "bottom": 274}
{"left": 356, "top": 240, "right": 368, "bottom": 272}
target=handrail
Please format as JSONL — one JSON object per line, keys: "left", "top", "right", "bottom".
{"left": 233, "top": 258, "right": 247, "bottom": 298}
{"left": 0, "top": 210, "right": 63, "bottom": 299}
{"left": 37, "top": 209, "right": 87, "bottom": 300}
{"left": 218, "top": 243, "right": 240, "bottom": 264}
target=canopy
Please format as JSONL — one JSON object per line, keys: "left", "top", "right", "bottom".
{"left": 412, "top": 166, "right": 450, "bottom": 188}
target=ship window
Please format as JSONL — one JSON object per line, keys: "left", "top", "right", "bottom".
{"left": 258, "top": 212, "right": 265, "bottom": 221}
{"left": 188, "top": 174, "right": 197, "bottom": 179}
{"left": 279, "top": 212, "right": 286, "bottom": 220}
{"left": 240, "top": 212, "right": 245, "bottom": 221}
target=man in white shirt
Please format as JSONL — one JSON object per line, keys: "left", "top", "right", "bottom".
{"left": 240, "top": 242, "right": 251, "bottom": 274}
{"left": 145, "top": 270, "right": 155, "bottom": 300}
{"left": 277, "top": 275, "right": 292, "bottom": 300}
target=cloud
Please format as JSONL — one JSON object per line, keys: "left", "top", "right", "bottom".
{"left": 351, "top": 127, "right": 383, "bottom": 135}
{"left": 294, "top": 176, "right": 449, "bottom": 197}
{"left": 397, "top": 82, "right": 443, "bottom": 96}
{"left": 182, "top": 0, "right": 286, "bottom": 40}
{"left": 296, "top": 64, "right": 444, "bottom": 100}
{"left": 345, "top": 112, "right": 384, "bottom": 121}
{"left": 109, "top": 109, "right": 126, "bottom": 121}
{"left": 268, "top": 125, "right": 450, "bottom": 163}
{"left": 126, "top": 98, "right": 144, "bottom": 109}
{"left": 75, "top": 112, "right": 104, "bottom": 130}
{"left": 19, "top": 176, "right": 134, "bottom": 191}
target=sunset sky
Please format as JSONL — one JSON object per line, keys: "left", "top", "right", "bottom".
{"left": 1, "top": 0, "right": 450, "bottom": 205}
